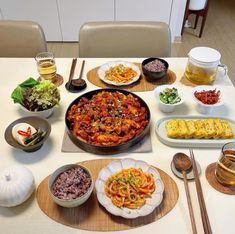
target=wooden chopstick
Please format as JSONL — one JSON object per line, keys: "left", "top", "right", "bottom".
{"left": 182, "top": 170, "right": 197, "bottom": 234}
{"left": 78, "top": 60, "right": 85, "bottom": 80}
{"left": 190, "top": 149, "right": 212, "bottom": 234}
{"left": 67, "top": 58, "right": 77, "bottom": 89}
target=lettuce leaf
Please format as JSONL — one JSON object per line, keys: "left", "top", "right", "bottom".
{"left": 19, "top": 77, "right": 39, "bottom": 88}
{"left": 11, "top": 78, "right": 39, "bottom": 104}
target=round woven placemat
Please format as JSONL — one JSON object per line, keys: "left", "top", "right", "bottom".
{"left": 87, "top": 64, "right": 176, "bottom": 92}
{"left": 36, "top": 159, "right": 179, "bottom": 231}
{"left": 38, "top": 73, "right": 64, "bottom": 87}
{"left": 206, "top": 163, "right": 235, "bottom": 195}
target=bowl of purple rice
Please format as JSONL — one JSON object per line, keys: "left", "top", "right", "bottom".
{"left": 142, "top": 57, "right": 169, "bottom": 81}
{"left": 48, "top": 164, "right": 94, "bottom": 208}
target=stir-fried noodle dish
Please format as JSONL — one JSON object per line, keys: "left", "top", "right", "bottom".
{"left": 67, "top": 91, "right": 149, "bottom": 146}
{"left": 104, "top": 64, "right": 137, "bottom": 84}
{"left": 104, "top": 168, "right": 155, "bottom": 209}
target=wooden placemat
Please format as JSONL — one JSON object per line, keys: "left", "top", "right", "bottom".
{"left": 206, "top": 163, "right": 235, "bottom": 195}
{"left": 38, "top": 73, "right": 64, "bottom": 87}
{"left": 36, "top": 159, "right": 179, "bottom": 231}
{"left": 179, "top": 75, "right": 198, "bottom": 87}
{"left": 87, "top": 64, "right": 176, "bottom": 92}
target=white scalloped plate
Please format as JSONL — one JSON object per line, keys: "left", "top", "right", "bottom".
{"left": 95, "top": 158, "right": 164, "bottom": 219}
{"left": 97, "top": 60, "right": 141, "bottom": 86}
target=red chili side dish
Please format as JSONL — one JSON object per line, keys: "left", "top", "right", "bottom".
{"left": 194, "top": 89, "right": 220, "bottom": 105}
{"left": 67, "top": 91, "right": 149, "bottom": 146}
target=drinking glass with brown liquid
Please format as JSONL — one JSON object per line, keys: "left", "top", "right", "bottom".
{"left": 36, "top": 52, "right": 57, "bottom": 80}
{"left": 215, "top": 142, "right": 235, "bottom": 186}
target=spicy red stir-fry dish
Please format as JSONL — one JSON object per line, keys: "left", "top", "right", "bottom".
{"left": 67, "top": 91, "right": 149, "bottom": 146}
{"left": 194, "top": 89, "right": 220, "bottom": 105}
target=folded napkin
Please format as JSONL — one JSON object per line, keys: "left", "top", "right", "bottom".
{"left": 61, "top": 130, "right": 152, "bottom": 154}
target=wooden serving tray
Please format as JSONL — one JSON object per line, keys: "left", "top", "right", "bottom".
{"left": 87, "top": 64, "right": 176, "bottom": 92}
{"left": 36, "top": 159, "right": 179, "bottom": 231}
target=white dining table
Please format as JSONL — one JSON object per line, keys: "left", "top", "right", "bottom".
{"left": 0, "top": 57, "right": 234, "bottom": 234}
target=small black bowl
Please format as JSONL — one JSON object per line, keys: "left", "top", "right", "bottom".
{"left": 4, "top": 116, "right": 51, "bottom": 152}
{"left": 142, "top": 57, "right": 169, "bottom": 81}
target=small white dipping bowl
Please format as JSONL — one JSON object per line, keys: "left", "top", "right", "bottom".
{"left": 192, "top": 85, "right": 223, "bottom": 114}
{"left": 154, "top": 85, "right": 184, "bottom": 113}
{"left": 48, "top": 164, "right": 94, "bottom": 208}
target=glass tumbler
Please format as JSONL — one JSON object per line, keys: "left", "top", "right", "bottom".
{"left": 215, "top": 142, "right": 235, "bottom": 186}
{"left": 35, "top": 52, "right": 57, "bottom": 80}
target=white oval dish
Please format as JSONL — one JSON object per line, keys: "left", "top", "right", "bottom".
{"left": 154, "top": 85, "right": 184, "bottom": 113}
{"left": 192, "top": 85, "right": 223, "bottom": 114}
{"left": 155, "top": 115, "right": 235, "bottom": 148}
{"left": 95, "top": 158, "right": 164, "bottom": 219}
{"left": 97, "top": 60, "right": 141, "bottom": 86}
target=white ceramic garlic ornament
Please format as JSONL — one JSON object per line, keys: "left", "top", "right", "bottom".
{"left": 0, "top": 165, "right": 35, "bottom": 207}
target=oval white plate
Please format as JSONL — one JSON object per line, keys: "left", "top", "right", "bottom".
{"left": 155, "top": 115, "right": 235, "bottom": 148}
{"left": 95, "top": 158, "right": 164, "bottom": 219}
{"left": 97, "top": 60, "right": 141, "bottom": 86}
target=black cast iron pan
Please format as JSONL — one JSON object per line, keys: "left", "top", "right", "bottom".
{"left": 65, "top": 88, "right": 151, "bottom": 155}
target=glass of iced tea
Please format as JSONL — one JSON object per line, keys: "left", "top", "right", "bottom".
{"left": 215, "top": 142, "right": 235, "bottom": 186}
{"left": 35, "top": 52, "right": 57, "bottom": 80}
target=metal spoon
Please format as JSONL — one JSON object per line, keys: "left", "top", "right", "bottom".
{"left": 173, "top": 152, "right": 197, "bottom": 234}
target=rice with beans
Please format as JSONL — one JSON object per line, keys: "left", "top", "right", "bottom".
{"left": 52, "top": 166, "right": 92, "bottom": 200}
{"left": 144, "top": 59, "right": 166, "bottom": 72}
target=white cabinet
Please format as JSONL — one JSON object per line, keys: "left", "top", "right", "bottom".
{"left": 0, "top": 0, "right": 62, "bottom": 41}
{"left": 0, "top": 0, "right": 185, "bottom": 42}
{"left": 115, "top": 0, "right": 172, "bottom": 23}
{"left": 57, "top": 0, "right": 114, "bottom": 41}
{"left": 58, "top": 0, "right": 174, "bottom": 41}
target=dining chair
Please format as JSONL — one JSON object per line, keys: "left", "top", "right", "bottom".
{"left": 0, "top": 20, "right": 47, "bottom": 57}
{"left": 79, "top": 21, "right": 171, "bottom": 58}
{"left": 181, "top": 0, "right": 210, "bottom": 38}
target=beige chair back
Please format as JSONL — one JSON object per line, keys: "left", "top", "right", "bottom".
{"left": 79, "top": 21, "right": 171, "bottom": 58}
{"left": 0, "top": 20, "right": 47, "bottom": 57}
